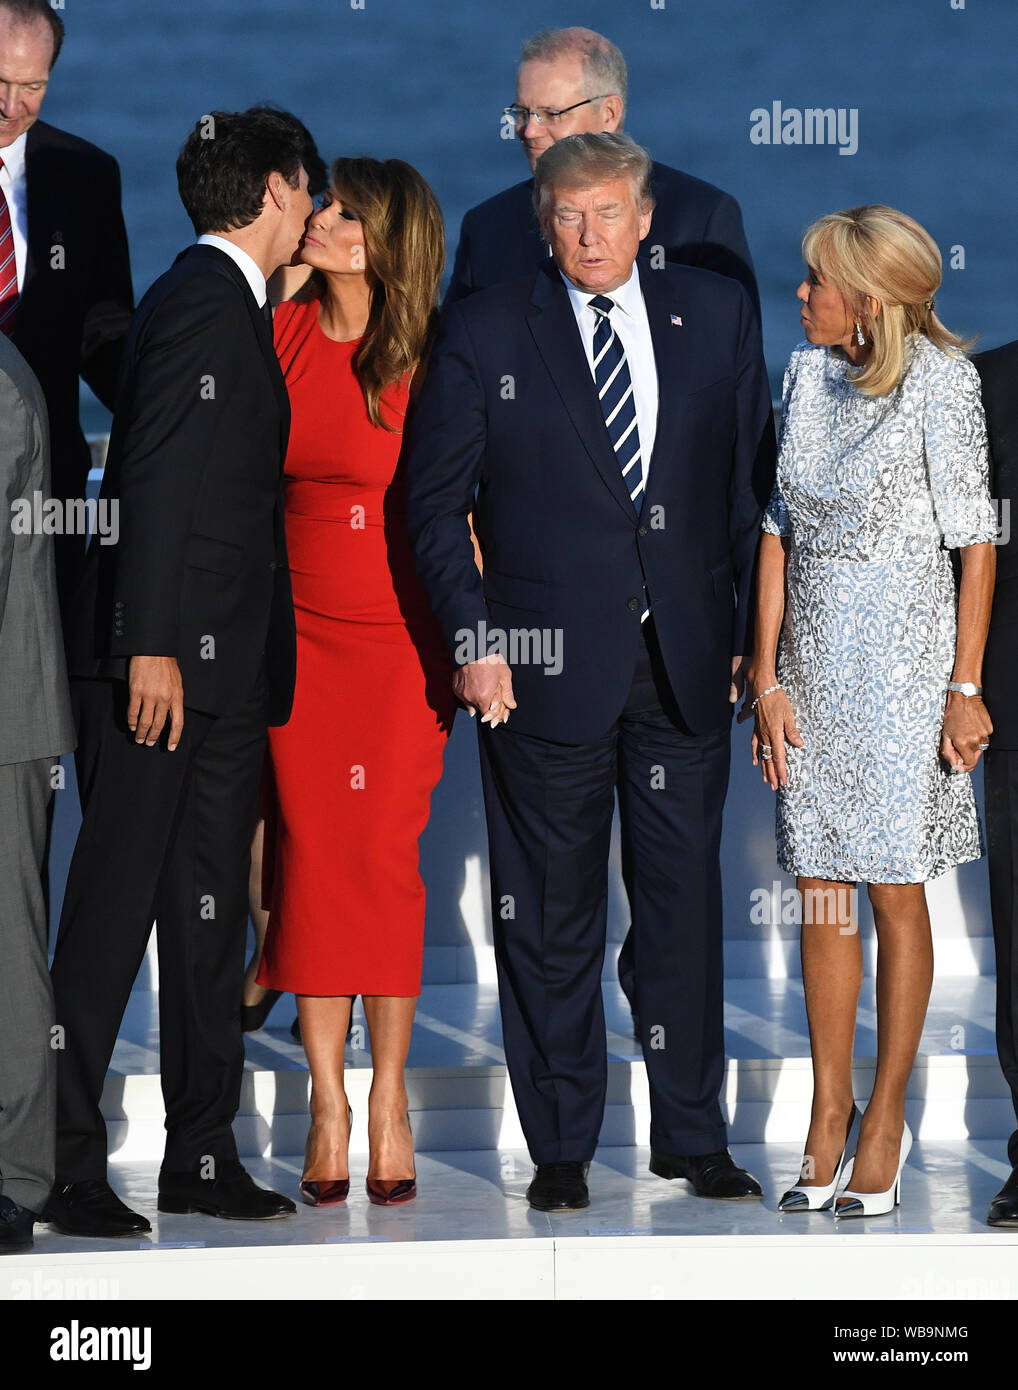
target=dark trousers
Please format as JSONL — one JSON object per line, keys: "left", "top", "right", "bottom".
{"left": 985, "top": 747, "right": 1018, "bottom": 1167}
{"left": 51, "top": 670, "right": 267, "bottom": 1181}
{"left": 477, "top": 618, "right": 731, "bottom": 1163}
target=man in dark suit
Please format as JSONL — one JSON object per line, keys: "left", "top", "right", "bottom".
{"left": 0, "top": 0, "right": 133, "bottom": 613}
{"left": 976, "top": 340, "right": 1018, "bottom": 1227}
{"left": 407, "top": 133, "right": 775, "bottom": 1211}
{"left": 446, "top": 27, "right": 759, "bottom": 1027}
{"left": 445, "top": 25, "right": 758, "bottom": 315}
{"left": 42, "top": 107, "right": 314, "bottom": 1239}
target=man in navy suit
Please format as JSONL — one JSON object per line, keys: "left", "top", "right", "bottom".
{"left": 407, "top": 133, "right": 775, "bottom": 1211}
{"left": 446, "top": 27, "right": 759, "bottom": 1027}
{"left": 445, "top": 26, "right": 758, "bottom": 314}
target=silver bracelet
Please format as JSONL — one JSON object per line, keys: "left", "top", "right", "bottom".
{"left": 751, "top": 683, "right": 782, "bottom": 712}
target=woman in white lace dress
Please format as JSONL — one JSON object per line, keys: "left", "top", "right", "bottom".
{"left": 746, "top": 206, "right": 996, "bottom": 1217}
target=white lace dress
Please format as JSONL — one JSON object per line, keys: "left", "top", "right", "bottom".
{"left": 762, "top": 337, "right": 998, "bottom": 883}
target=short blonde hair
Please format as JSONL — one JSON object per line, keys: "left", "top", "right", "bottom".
{"left": 802, "top": 204, "right": 973, "bottom": 396}
{"left": 533, "top": 131, "right": 653, "bottom": 216}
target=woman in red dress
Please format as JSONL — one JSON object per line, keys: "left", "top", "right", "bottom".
{"left": 257, "top": 157, "right": 456, "bottom": 1204}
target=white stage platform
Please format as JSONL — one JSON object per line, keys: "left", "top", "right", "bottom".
{"left": 4, "top": 1143, "right": 1016, "bottom": 1301}
{"left": 4, "top": 971, "right": 1016, "bottom": 1301}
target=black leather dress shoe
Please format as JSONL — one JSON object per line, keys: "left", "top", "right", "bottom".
{"left": 0, "top": 1195, "right": 37, "bottom": 1252}
{"left": 41, "top": 1180, "right": 151, "bottom": 1237}
{"left": 527, "top": 1161, "right": 590, "bottom": 1212}
{"left": 158, "top": 1160, "right": 296, "bottom": 1220}
{"left": 650, "top": 1147, "right": 763, "bottom": 1200}
{"left": 987, "top": 1166, "right": 1018, "bottom": 1227}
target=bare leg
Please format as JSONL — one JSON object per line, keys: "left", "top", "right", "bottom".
{"left": 243, "top": 819, "right": 270, "bottom": 1008}
{"left": 362, "top": 996, "right": 417, "bottom": 1180}
{"left": 299, "top": 994, "right": 354, "bottom": 1181}
{"left": 835, "top": 881, "right": 932, "bottom": 1203}
{"left": 796, "top": 877, "right": 861, "bottom": 1185}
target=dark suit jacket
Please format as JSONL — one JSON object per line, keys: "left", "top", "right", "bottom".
{"left": 975, "top": 339, "right": 1018, "bottom": 749}
{"left": 445, "top": 160, "right": 759, "bottom": 315}
{"left": 406, "top": 259, "right": 775, "bottom": 744}
{"left": 68, "top": 244, "right": 296, "bottom": 726}
{"left": 13, "top": 121, "right": 133, "bottom": 520}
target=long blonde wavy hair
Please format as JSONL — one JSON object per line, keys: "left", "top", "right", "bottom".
{"left": 297, "top": 156, "right": 444, "bottom": 429}
{"left": 801, "top": 205, "right": 973, "bottom": 397}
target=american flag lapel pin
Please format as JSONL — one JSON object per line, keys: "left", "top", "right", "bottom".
{"left": 670, "top": 314, "right": 683, "bottom": 327}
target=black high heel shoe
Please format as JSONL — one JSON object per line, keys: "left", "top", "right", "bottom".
{"left": 366, "top": 1111, "right": 416, "bottom": 1205}
{"left": 300, "top": 1105, "right": 353, "bottom": 1207}
{"left": 241, "top": 988, "right": 282, "bottom": 1032}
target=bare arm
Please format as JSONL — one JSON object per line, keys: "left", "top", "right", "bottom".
{"left": 741, "top": 531, "right": 804, "bottom": 788}
{"left": 941, "top": 540, "right": 995, "bottom": 772}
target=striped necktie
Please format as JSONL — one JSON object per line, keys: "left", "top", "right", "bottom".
{"left": 589, "top": 293, "right": 642, "bottom": 508}
{"left": 0, "top": 155, "right": 17, "bottom": 337}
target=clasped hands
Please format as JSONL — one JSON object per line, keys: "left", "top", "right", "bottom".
{"left": 453, "top": 654, "right": 517, "bottom": 727}
{"left": 738, "top": 673, "right": 993, "bottom": 790}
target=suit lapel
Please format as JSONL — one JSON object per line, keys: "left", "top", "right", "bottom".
{"left": 527, "top": 262, "right": 637, "bottom": 520}
{"left": 638, "top": 259, "right": 694, "bottom": 505}
{"left": 180, "top": 245, "right": 290, "bottom": 465}
{"left": 21, "top": 123, "right": 50, "bottom": 293}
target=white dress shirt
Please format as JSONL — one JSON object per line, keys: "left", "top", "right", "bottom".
{"left": 196, "top": 233, "right": 267, "bottom": 308}
{"left": 560, "top": 262, "right": 659, "bottom": 489}
{"left": 0, "top": 132, "right": 30, "bottom": 293}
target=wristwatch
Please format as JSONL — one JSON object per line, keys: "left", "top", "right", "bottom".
{"left": 947, "top": 681, "right": 983, "bottom": 697}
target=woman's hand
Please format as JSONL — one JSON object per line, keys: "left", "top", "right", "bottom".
{"left": 941, "top": 692, "right": 993, "bottom": 774}
{"left": 739, "top": 682, "right": 805, "bottom": 790}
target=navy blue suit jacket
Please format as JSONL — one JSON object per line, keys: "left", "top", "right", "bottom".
{"left": 445, "top": 161, "right": 759, "bottom": 315}
{"left": 406, "top": 258, "right": 775, "bottom": 744}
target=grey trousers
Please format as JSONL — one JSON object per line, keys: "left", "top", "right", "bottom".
{"left": 0, "top": 756, "right": 55, "bottom": 1212}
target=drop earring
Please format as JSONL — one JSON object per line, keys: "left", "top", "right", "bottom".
{"left": 854, "top": 321, "right": 866, "bottom": 347}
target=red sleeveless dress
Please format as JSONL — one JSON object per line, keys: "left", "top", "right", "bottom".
{"left": 257, "top": 299, "right": 455, "bottom": 996}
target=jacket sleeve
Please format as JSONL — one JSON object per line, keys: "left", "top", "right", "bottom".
{"left": 79, "top": 152, "right": 134, "bottom": 411}
{"left": 404, "top": 303, "right": 489, "bottom": 661}
{"left": 729, "top": 283, "right": 777, "bottom": 657}
{"left": 105, "top": 280, "right": 241, "bottom": 658}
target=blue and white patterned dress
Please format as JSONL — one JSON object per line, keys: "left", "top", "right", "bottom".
{"left": 762, "top": 337, "right": 998, "bottom": 883}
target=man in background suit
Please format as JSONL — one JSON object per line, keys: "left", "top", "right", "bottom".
{"left": 43, "top": 107, "right": 313, "bottom": 1239}
{"left": 976, "top": 340, "right": 1018, "bottom": 1227}
{"left": 0, "top": 0, "right": 133, "bottom": 613}
{"left": 446, "top": 26, "right": 758, "bottom": 314}
{"left": 407, "top": 134, "right": 774, "bottom": 1211}
{"left": 0, "top": 335, "right": 76, "bottom": 1253}
{"left": 446, "top": 27, "right": 758, "bottom": 1026}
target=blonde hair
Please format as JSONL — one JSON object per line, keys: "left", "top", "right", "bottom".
{"left": 296, "top": 157, "right": 444, "bottom": 430}
{"left": 801, "top": 204, "right": 973, "bottom": 397}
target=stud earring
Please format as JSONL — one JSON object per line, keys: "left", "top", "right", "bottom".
{"left": 854, "top": 321, "right": 866, "bottom": 347}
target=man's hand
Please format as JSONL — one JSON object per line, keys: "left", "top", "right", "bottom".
{"left": 127, "top": 655, "right": 185, "bottom": 750}
{"left": 452, "top": 655, "right": 517, "bottom": 727}
{"left": 730, "top": 653, "right": 747, "bottom": 704}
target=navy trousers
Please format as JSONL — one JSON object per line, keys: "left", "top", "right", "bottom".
{"left": 477, "top": 617, "right": 731, "bottom": 1163}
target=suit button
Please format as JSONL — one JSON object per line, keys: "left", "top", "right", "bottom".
{"left": 637, "top": 525, "right": 648, "bottom": 537}
{"left": 627, "top": 597, "right": 639, "bottom": 612}
{"left": 269, "top": 560, "right": 278, "bottom": 570}
{"left": 114, "top": 600, "right": 125, "bottom": 611}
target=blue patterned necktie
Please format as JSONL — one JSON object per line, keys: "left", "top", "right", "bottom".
{"left": 589, "top": 294, "right": 642, "bottom": 508}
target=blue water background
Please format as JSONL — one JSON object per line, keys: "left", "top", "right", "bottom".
{"left": 42, "top": 0, "right": 1018, "bottom": 430}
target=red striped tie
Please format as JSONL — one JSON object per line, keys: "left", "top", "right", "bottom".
{"left": 0, "top": 154, "right": 18, "bottom": 337}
